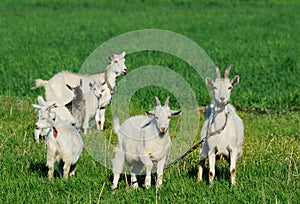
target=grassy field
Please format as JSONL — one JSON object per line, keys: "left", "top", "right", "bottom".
{"left": 0, "top": 0, "right": 299, "bottom": 203}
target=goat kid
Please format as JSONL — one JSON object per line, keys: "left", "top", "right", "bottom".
{"left": 65, "top": 79, "right": 86, "bottom": 132}
{"left": 83, "top": 80, "right": 105, "bottom": 134}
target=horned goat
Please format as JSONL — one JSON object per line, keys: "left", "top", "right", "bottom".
{"left": 32, "top": 96, "right": 75, "bottom": 142}
{"left": 33, "top": 102, "right": 84, "bottom": 179}
{"left": 197, "top": 65, "right": 244, "bottom": 185}
{"left": 112, "top": 96, "right": 181, "bottom": 190}
{"left": 31, "top": 51, "right": 127, "bottom": 130}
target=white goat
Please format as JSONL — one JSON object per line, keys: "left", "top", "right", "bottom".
{"left": 32, "top": 96, "right": 75, "bottom": 142}
{"left": 82, "top": 80, "right": 104, "bottom": 134}
{"left": 31, "top": 51, "right": 127, "bottom": 130}
{"left": 112, "top": 96, "right": 181, "bottom": 190}
{"left": 33, "top": 103, "right": 84, "bottom": 179}
{"left": 197, "top": 65, "right": 244, "bottom": 185}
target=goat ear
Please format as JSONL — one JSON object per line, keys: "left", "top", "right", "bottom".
{"left": 164, "top": 96, "right": 170, "bottom": 107}
{"left": 231, "top": 75, "right": 240, "bottom": 86}
{"left": 205, "top": 77, "right": 214, "bottom": 87}
{"left": 171, "top": 110, "right": 182, "bottom": 116}
{"left": 66, "top": 84, "right": 73, "bottom": 91}
{"left": 146, "top": 110, "right": 155, "bottom": 116}
{"left": 121, "top": 51, "right": 126, "bottom": 58}
{"left": 155, "top": 96, "right": 161, "bottom": 106}
{"left": 106, "top": 53, "right": 114, "bottom": 62}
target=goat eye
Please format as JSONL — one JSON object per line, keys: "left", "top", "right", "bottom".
{"left": 155, "top": 117, "right": 158, "bottom": 119}
{"left": 114, "top": 60, "right": 118, "bottom": 63}
{"left": 213, "top": 86, "right": 217, "bottom": 90}
{"left": 228, "top": 86, "right": 232, "bottom": 90}
{"left": 168, "top": 116, "right": 171, "bottom": 119}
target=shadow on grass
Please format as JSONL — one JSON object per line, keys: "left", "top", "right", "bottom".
{"left": 29, "top": 162, "right": 60, "bottom": 178}
{"left": 109, "top": 172, "right": 159, "bottom": 190}
{"left": 186, "top": 156, "right": 231, "bottom": 185}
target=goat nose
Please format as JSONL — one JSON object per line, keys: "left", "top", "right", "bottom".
{"left": 220, "top": 97, "right": 225, "bottom": 102}
{"left": 161, "top": 127, "right": 166, "bottom": 132}
{"left": 35, "top": 125, "right": 40, "bottom": 130}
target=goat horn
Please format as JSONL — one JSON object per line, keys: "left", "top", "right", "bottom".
{"left": 154, "top": 96, "right": 161, "bottom": 106}
{"left": 37, "top": 96, "right": 46, "bottom": 105}
{"left": 224, "top": 64, "right": 234, "bottom": 78}
{"left": 164, "top": 96, "right": 170, "bottom": 106}
{"left": 212, "top": 65, "right": 221, "bottom": 78}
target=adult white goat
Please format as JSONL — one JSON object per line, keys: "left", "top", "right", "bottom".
{"left": 32, "top": 51, "right": 127, "bottom": 130}
{"left": 197, "top": 65, "right": 244, "bottom": 185}
{"left": 112, "top": 96, "right": 181, "bottom": 190}
{"left": 32, "top": 96, "right": 75, "bottom": 142}
{"left": 33, "top": 103, "right": 84, "bottom": 179}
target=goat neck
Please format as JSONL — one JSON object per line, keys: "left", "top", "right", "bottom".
{"left": 104, "top": 69, "right": 118, "bottom": 93}
{"left": 206, "top": 102, "right": 229, "bottom": 137}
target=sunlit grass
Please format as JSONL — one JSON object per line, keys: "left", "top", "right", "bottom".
{"left": 0, "top": 0, "right": 299, "bottom": 203}
{"left": 0, "top": 97, "right": 299, "bottom": 203}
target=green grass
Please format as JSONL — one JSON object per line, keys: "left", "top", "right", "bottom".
{"left": 0, "top": 98, "right": 299, "bottom": 203}
{"left": 0, "top": 0, "right": 299, "bottom": 203}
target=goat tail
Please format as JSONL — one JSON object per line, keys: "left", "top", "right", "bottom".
{"left": 112, "top": 116, "right": 120, "bottom": 134}
{"left": 31, "top": 79, "right": 48, "bottom": 90}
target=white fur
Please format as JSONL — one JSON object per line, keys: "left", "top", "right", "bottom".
{"left": 32, "top": 51, "right": 127, "bottom": 131}
{"left": 111, "top": 96, "right": 181, "bottom": 190}
{"left": 34, "top": 103, "right": 84, "bottom": 179}
{"left": 197, "top": 65, "right": 244, "bottom": 185}
{"left": 32, "top": 96, "right": 75, "bottom": 142}
{"left": 82, "top": 80, "right": 104, "bottom": 134}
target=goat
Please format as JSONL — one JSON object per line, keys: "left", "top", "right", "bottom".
{"left": 65, "top": 79, "right": 104, "bottom": 134}
{"left": 31, "top": 51, "right": 127, "bottom": 130}
{"left": 32, "top": 96, "right": 75, "bottom": 142}
{"left": 33, "top": 103, "right": 84, "bottom": 179}
{"left": 197, "top": 65, "right": 244, "bottom": 185}
{"left": 82, "top": 80, "right": 105, "bottom": 134}
{"left": 111, "top": 96, "right": 181, "bottom": 190}
{"left": 65, "top": 79, "right": 86, "bottom": 132}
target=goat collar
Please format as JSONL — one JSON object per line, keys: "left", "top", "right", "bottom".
{"left": 104, "top": 72, "right": 115, "bottom": 94}
{"left": 52, "top": 127, "right": 58, "bottom": 138}
{"left": 207, "top": 106, "right": 229, "bottom": 136}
